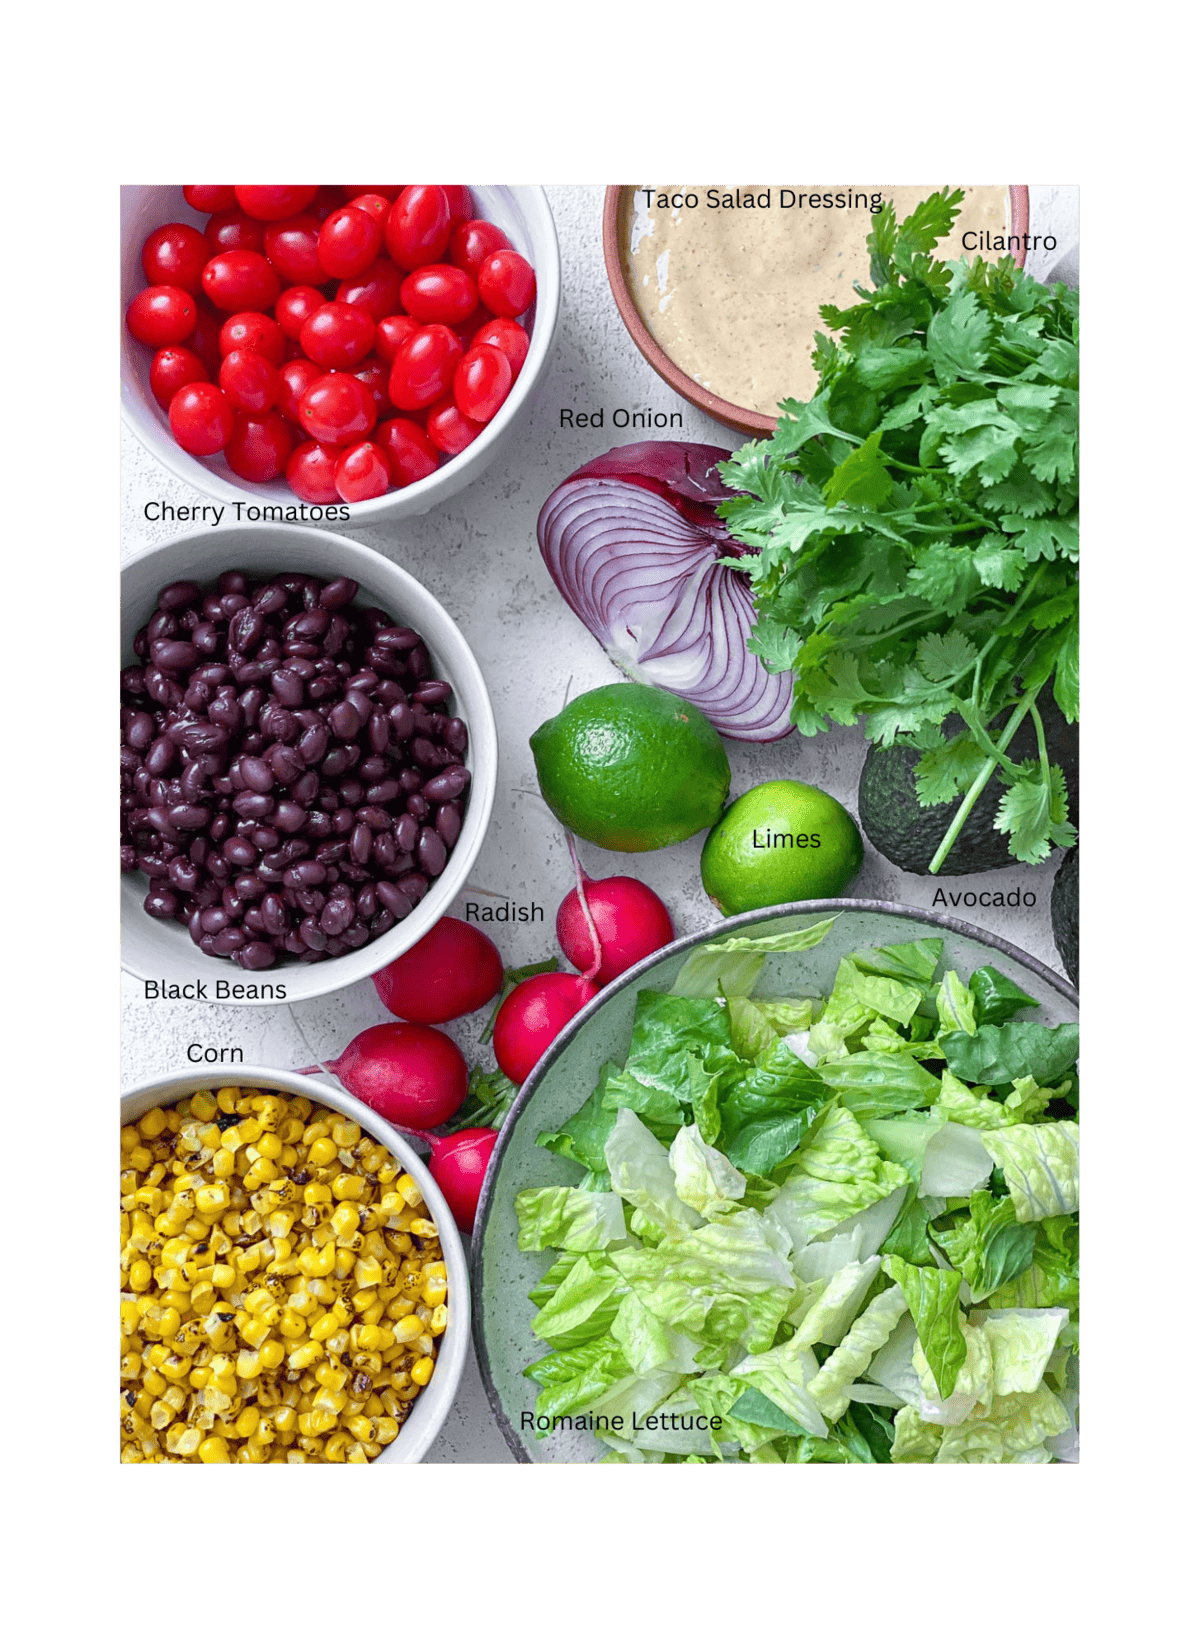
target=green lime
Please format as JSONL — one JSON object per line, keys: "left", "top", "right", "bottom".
{"left": 701, "top": 779, "right": 864, "bottom": 915}
{"left": 530, "top": 683, "right": 730, "bottom": 852}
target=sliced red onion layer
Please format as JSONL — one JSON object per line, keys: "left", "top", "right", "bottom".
{"left": 536, "top": 442, "right": 794, "bottom": 742}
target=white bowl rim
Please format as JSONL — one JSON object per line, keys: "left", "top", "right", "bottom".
{"left": 120, "top": 521, "right": 497, "bottom": 1001}
{"left": 120, "top": 185, "right": 561, "bottom": 522}
{"left": 121, "top": 1063, "right": 470, "bottom": 1464}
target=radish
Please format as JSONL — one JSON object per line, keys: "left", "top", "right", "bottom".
{"left": 300, "top": 1022, "right": 468, "bottom": 1129}
{"left": 427, "top": 1128, "right": 498, "bottom": 1232}
{"left": 492, "top": 972, "right": 598, "bottom": 1086}
{"left": 373, "top": 917, "right": 504, "bottom": 1024}
{"left": 557, "top": 874, "right": 674, "bottom": 986}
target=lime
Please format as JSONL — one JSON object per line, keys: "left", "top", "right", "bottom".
{"left": 530, "top": 683, "right": 730, "bottom": 852}
{"left": 701, "top": 779, "right": 864, "bottom": 915}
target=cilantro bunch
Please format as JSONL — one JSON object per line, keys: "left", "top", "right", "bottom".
{"left": 717, "top": 190, "right": 1078, "bottom": 870}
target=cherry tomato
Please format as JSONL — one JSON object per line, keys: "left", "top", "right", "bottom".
{"left": 183, "top": 186, "right": 236, "bottom": 213}
{"left": 426, "top": 393, "right": 483, "bottom": 456}
{"left": 186, "top": 305, "right": 224, "bottom": 374}
{"left": 262, "top": 216, "right": 325, "bottom": 286}
{"left": 169, "top": 382, "right": 234, "bottom": 455}
{"left": 450, "top": 218, "right": 510, "bottom": 276}
{"left": 377, "top": 417, "right": 440, "bottom": 487}
{"left": 219, "top": 349, "right": 281, "bottom": 412}
{"left": 297, "top": 373, "right": 376, "bottom": 445}
{"left": 202, "top": 251, "right": 281, "bottom": 313}
{"left": 346, "top": 193, "right": 391, "bottom": 228}
{"left": 454, "top": 343, "right": 512, "bottom": 423}
{"left": 318, "top": 207, "right": 383, "bottom": 280}
{"left": 218, "top": 311, "right": 286, "bottom": 365}
{"left": 442, "top": 186, "right": 475, "bottom": 228}
{"left": 399, "top": 264, "right": 477, "bottom": 325}
{"left": 141, "top": 223, "right": 210, "bottom": 293}
{"left": 478, "top": 249, "right": 535, "bottom": 318}
{"left": 453, "top": 306, "right": 491, "bottom": 352}
{"left": 234, "top": 186, "right": 318, "bottom": 222}
{"left": 473, "top": 316, "right": 529, "bottom": 375}
{"left": 149, "top": 345, "right": 209, "bottom": 410}
{"left": 204, "top": 210, "right": 265, "bottom": 254}
{"left": 335, "top": 440, "right": 391, "bottom": 502}
{"left": 385, "top": 185, "right": 451, "bottom": 270}
{"left": 388, "top": 324, "right": 461, "bottom": 411}
{"left": 336, "top": 259, "right": 403, "bottom": 321}
{"left": 300, "top": 301, "right": 375, "bottom": 369}
{"left": 374, "top": 313, "right": 420, "bottom": 364}
{"left": 277, "top": 357, "right": 326, "bottom": 424}
{"left": 275, "top": 284, "right": 326, "bottom": 341}
{"left": 286, "top": 439, "right": 341, "bottom": 502}
{"left": 353, "top": 357, "right": 392, "bottom": 417}
{"left": 126, "top": 285, "right": 198, "bottom": 347}
{"left": 306, "top": 186, "right": 346, "bottom": 225}
{"left": 224, "top": 410, "right": 294, "bottom": 481}
{"left": 341, "top": 185, "right": 402, "bottom": 199}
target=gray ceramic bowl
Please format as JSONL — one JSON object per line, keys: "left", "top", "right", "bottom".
{"left": 471, "top": 899, "right": 1077, "bottom": 1463}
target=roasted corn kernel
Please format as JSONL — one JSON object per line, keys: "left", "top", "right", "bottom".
{"left": 121, "top": 1088, "right": 446, "bottom": 1463}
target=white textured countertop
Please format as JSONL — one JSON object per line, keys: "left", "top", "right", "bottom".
{"left": 121, "top": 183, "right": 1080, "bottom": 1462}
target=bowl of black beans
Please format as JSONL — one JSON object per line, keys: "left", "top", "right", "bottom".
{"left": 121, "top": 524, "right": 497, "bottom": 1001}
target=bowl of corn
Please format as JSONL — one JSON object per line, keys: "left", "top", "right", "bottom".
{"left": 120, "top": 1066, "right": 469, "bottom": 1464}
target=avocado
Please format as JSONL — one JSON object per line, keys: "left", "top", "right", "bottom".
{"left": 1051, "top": 847, "right": 1079, "bottom": 985}
{"left": 857, "top": 687, "right": 1078, "bottom": 876}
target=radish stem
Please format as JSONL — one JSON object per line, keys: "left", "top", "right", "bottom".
{"left": 565, "top": 829, "right": 604, "bottom": 982}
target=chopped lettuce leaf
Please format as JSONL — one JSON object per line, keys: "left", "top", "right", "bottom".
{"left": 981, "top": 1121, "right": 1079, "bottom": 1222}
{"left": 807, "top": 1285, "right": 911, "bottom": 1420}
{"left": 883, "top": 1254, "right": 968, "bottom": 1399}
{"left": 936, "top": 970, "right": 977, "bottom": 1036}
{"left": 769, "top": 1105, "right": 911, "bottom": 1249}
{"left": 530, "top": 1253, "right": 626, "bottom": 1350}
{"left": 605, "top": 1109, "right": 703, "bottom": 1239}
{"left": 515, "top": 1186, "right": 628, "bottom": 1252}
{"left": 669, "top": 916, "right": 838, "bottom": 999}
{"left": 669, "top": 1124, "right": 746, "bottom": 1217}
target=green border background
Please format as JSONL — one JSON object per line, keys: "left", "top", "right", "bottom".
{"left": 11, "top": 6, "right": 1173, "bottom": 1635}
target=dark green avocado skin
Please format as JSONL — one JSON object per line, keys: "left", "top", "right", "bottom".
{"left": 857, "top": 688, "right": 1079, "bottom": 876}
{"left": 1052, "top": 847, "right": 1079, "bottom": 985}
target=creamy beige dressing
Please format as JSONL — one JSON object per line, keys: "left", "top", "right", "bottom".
{"left": 624, "top": 186, "right": 1012, "bottom": 415}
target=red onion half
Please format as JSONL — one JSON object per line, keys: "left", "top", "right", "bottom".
{"left": 537, "top": 442, "right": 794, "bottom": 742}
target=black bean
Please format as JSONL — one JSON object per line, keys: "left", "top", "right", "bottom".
{"left": 168, "top": 804, "right": 211, "bottom": 831}
{"left": 272, "top": 669, "right": 305, "bottom": 707}
{"left": 192, "top": 622, "right": 220, "bottom": 655}
{"left": 376, "top": 883, "right": 413, "bottom": 920}
{"left": 229, "top": 608, "right": 265, "bottom": 653}
{"left": 406, "top": 794, "right": 430, "bottom": 822}
{"left": 234, "top": 873, "right": 265, "bottom": 900}
{"left": 221, "top": 887, "right": 246, "bottom": 918}
{"left": 290, "top": 770, "right": 320, "bottom": 808}
{"left": 240, "top": 756, "right": 275, "bottom": 794}
{"left": 443, "top": 718, "right": 468, "bottom": 755}
{"left": 417, "top": 827, "right": 447, "bottom": 877}
{"left": 200, "top": 908, "right": 229, "bottom": 935}
{"left": 356, "top": 885, "right": 378, "bottom": 918}
{"left": 359, "top": 755, "right": 388, "bottom": 782}
{"left": 295, "top": 887, "right": 326, "bottom": 915}
{"left": 238, "top": 941, "right": 277, "bottom": 970}
{"left": 233, "top": 790, "right": 275, "bottom": 820}
{"left": 395, "top": 814, "right": 419, "bottom": 853}
{"left": 254, "top": 583, "right": 288, "bottom": 616}
{"left": 158, "top": 580, "right": 202, "bottom": 611}
{"left": 260, "top": 894, "right": 289, "bottom": 936}
{"left": 349, "top": 822, "right": 372, "bottom": 865}
{"left": 410, "top": 737, "right": 442, "bottom": 769}
{"left": 367, "top": 711, "right": 391, "bottom": 754}
{"left": 284, "top": 860, "right": 326, "bottom": 888}
{"left": 316, "top": 841, "right": 347, "bottom": 865}
{"left": 251, "top": 826, "right": 280, "bottom": 850}
{"left": 422, "top": 767, "right": 468, "bottom": 803}
{"left": 321, "top": 745, "right": 355, "bottom": 779}
{"left": 412, "top": 680, "right": 451, "bottom": 704}
{"left": 339, "top": 779, "right": 365, "bottom": 808}
{"left": 148, "top": 612, "right": 178, "bottom": 642}
{"left": 374, "top": 626, "right": 420, "bottom": 650}
{"left": 372, "top": 835, "right": 397, "bottom": 868}
{"left": 356, "top": 806, "right": 392, "bottom": 831}
{"left": 321, "top": 897, "right": 354, "bottom": 936}
{"left": 388, "top": 702, "right": 415, "bottom": 741}
{"left": 329, "top": 699, "right": 363, "bottom": 740}
{"left": 121, "top": 844, "right": 137, "bottom": 872}
{"left": 297, "top": 722, "right": 329, "bottom": 766}
{"left": 273, "top": 801, "right": 308, "bottom": 834}
{"left": 224, "top": 835, "right": 258, "bottom": 868}
{"left": 269, "top": 745, "right": 305, "bottom": 786}
{"left": 320, "top": 577, "right": 358, "bottom": 608}
{"left": 121, "top": 668, "right": 147, "bottom": 696}
{"left": 127, "top": 711, "right": 155, "bottom": 751}
{"left": 331, "top": 807, "right": 354, "bottom": 835}
{"left": 144, "top": 887, "right": 179, "bottom": 920}
{"left": 435, "top": 803, "right": 462, "bottom": 847}
{"left": 396, "top": 872, "right": 429, "bottom": 903}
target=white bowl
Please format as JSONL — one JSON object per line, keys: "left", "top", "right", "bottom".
{"left": 122, "top": 523, "right": 497, "bottom": 1002}
{"left": 122, "top": 1065, "right": 470, "bottom": 1464}
{"left": 120, "top": 185, "right": 561, "bottom": 522}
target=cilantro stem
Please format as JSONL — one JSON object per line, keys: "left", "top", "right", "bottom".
{"left": 926, "top": 681, "right": 1042, "bottom": 875}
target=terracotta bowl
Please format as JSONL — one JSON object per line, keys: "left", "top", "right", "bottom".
{"left": 602, "top": 185, "right": 1031, "bottom": 438}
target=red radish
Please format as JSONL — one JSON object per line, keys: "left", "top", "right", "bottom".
{"left": 301, "top": 1023, "right": 468, "bottom": 1128}
{"left": 428, "top": 1128, "right": 498, "bottom": 1232}
{"left": 373, "top": 917, "right": 504, "bottom": 1024}
{"left": 493, "top": 973, "right": 598, "bottom": 1086}
{"left": 557, "top": 874, "right": 675, "bottom": 986}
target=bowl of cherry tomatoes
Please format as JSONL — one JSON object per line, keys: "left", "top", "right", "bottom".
{"left": 121, "top": 186, "right": 561, "bottom": 521}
